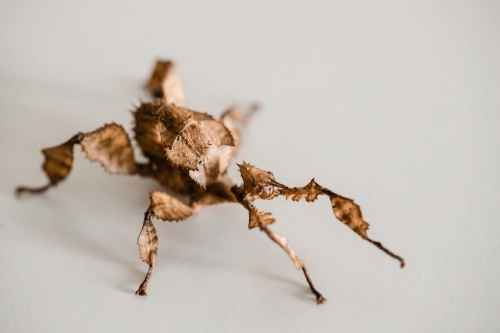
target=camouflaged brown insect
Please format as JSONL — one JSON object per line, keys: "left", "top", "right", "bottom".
{"left": 16, "top": 60, "right": 405, "bottom": 304}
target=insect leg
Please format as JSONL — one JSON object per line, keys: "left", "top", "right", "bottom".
{"left": 136, "top": 210, "right": 157, "bottom": 296}
{"left": 259, "top": 224, "right": 326, "bottom": 304}
{"left": 16, "top": 123, "right": 138, "bottom": 197}
{"left": 146, "top": 60, "right": 186, "bottom": 106}
{"left": 16, "top": 133, "right": 84, "bottom": 196}
{"left": 234, "top": 162, "right": 405, "bottom": 302}
{"left": 221, "top": 103, "right": 258, "bottom": 126}
{"left": 135, "top": 190, "right": 193, "bottom": 296}
{"left": 276, "top": 179, "right": 405, "bottom": 268}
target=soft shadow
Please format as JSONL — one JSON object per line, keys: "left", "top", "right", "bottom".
{"left": 149, "top": 230, "right": 320, "bottom": 304}
{"left": 117, "top": 267, "right": 147, "bottom": 294}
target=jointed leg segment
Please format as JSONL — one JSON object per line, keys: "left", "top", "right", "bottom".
{"left": 135, "top": 190, "right": 194, "bottom": 296}
{"left": 16, "top": 133, "right": 85, "bottom": 196}
{"left": 16, "top": 124, "right": 138, "bottom": 197}
{"left": 234, "top": 162, "right": 405, "bottom": 304}
{"left": 135, "top": 210, "right": 158, "bottom": 296}
{"left": 259, "top": 224, "right": 326, "bottom": 304}
{"left": 268, "top": 176, "right": 405, "bottom": 268}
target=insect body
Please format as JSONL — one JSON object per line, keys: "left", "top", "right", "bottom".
{"left": 16, "top": 60, "right": 404, "bottom": 304}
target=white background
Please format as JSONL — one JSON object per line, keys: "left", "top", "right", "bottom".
{"left": 1, "top": 1, "right": 499, "bottom": 332}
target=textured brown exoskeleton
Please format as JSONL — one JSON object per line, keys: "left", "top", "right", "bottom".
{"left": 16, "top": 60, "right": 405, "bottom": 304}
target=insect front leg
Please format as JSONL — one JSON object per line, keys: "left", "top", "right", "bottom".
{"left": 136, "top": 209, "right": 157, "bottom": 296}
{"left": 135, "top": 190, "right": 193, "bottom": 296}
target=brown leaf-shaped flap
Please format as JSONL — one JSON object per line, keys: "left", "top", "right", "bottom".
{"left": 134, "top": 101, "right": 236, "bottom": 188}
{"left": 221, "top": 106, "right": 247, "bottom": 124}
{"left": 214, "top": 145, "right": 233, "bottom": 175}
{"left": 248, "top": 206, "right": 275, "bottom": 229}
{"left": 41, "top": 135, "right": 81, "bottom": 184}
{"left": 326, "top": 192, "right": 369, "bottom": 239}
{"left": 221, "top": 107, "right": 242, "bottom": 161}
{"left": 165, "top": 136, "right": 199, "bottom": 169}
{"left": 280, "top": 178, "right": 322, "bottom": 202}
{"left": 173, "top": 107, "right": 234, "bottom": 148}
{"left": 149, "top": 191, "right": 193, "bottom": 221}
{"left": 189, "top": 145, "right": 233, "bottom": 187}
{"left": 201, "top": 120, "right": 234, "bottom": 147}
{"left": 180, "top": 122, "right": 212, "bottom": 157}
{"left": 160, "top": 107, "right": 212, "bottom": 169}
{"left": 157, "top": 121, "right": 177, "bottom": 149}
{"left": 147, "top": 60, "right": 186, "bottom": 106}
{"left": 238, "top": 162, "right": 281, "bottom": 200}
{"left": 147, "top": 60, "right": 171, "bottom": 98}
{"left": 157, "top": 104, "right": 191, "bottom": 134}
{"left": 81, "top": 123, "right": 137, "bottom": 174}
{"left": 133, "top": 102, "right": 166, "bottom": 159}
{"left": 158, "top": 105, "right": 231, "bottom": 148}
{"left": 137, "top": 219, "right": 158, "bottom": 266}
{"left": 160, "top": 109, "right": 235, "bottom": 187}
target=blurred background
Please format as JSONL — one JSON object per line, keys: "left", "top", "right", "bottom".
{"left": 1, "top": 1, "right": 499, "bottom": 332}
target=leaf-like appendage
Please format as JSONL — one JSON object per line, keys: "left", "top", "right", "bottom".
{"left": 201, "top": 120, "right": 234, "bottom": 147}
{"left": 180, "top": 122, "right": 212, "bottom": 157}
{"left": 237, "top": 162, "right": 281, "bottom": 200}
{"left": 221, "top": 107, "right": 243, "bottom": 162}
{"left": 327, "top": 192, "right": 369, "bottom": 239}
{"left": 166, "top": 136, "right": 199, "bottom": 170}
{"left": 133, "top": 102, "right": 166, "bottom": 159}
{"left": 194, "top": 142, "right": 234, "bottom": 186}
{"left": 149, "top": 191, "right": 193, "bottom": 221}
{"left": 248, "top": 206, "right": 275, "bottom": 229}
{"left": 137, "top": 219, "right": 158, "bottom": 266}
{"left": 135, "top": 190, "right": 194, "bottom": 297}
{"left": 280, "top": 178, "right": 322, "bottom": 202}
{"left": 41, "top": 140, "right": 76, "bottom": 184}
{"left": 161, "top": 65, "right": 185, "bottom": 106}
{"left": 147, "top": 60, "right": 186, "bottom": 106}
{"left": 81, "top": 123, "right": 137, "bottom": 174}
{"left": 235, "top": 164, "right": 403, "bottom": 267}
{"left": 275, "top": 176, "right": 370, "bottom": 239}
{"left": 157, "top": 105, "right": 235, "bottom": 187}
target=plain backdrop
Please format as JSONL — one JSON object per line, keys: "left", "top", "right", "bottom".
{"left": 1, "top": 1, "right": 499, "bottom": 332}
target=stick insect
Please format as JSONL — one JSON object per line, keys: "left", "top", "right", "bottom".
{"left": 16, "top": 60, "right": 404, "bottom": 304}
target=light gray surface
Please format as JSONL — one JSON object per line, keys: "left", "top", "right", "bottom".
{"left": 1, "top": 1, "right": 499, "bottom": 332}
